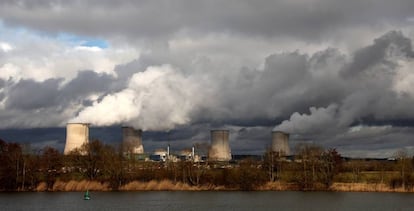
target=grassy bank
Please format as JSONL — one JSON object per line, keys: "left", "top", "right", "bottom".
{"left": 34, "top": 180, "right": 227, "bottom": 191}
{"left": 32, "top": 180, "right": 414, "bottom": 192}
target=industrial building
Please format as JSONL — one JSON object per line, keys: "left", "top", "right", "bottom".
{"left": 271, "top": 131, "right": 290, "bottom": 156}
{"left": 150, "top": 148, "right": 169, "bottom": 162}
{"left": 63, "top": 123, "right": 90, "bottom": 155}
{"left": 208, "top": 130, "right": 232, "bottom": 162}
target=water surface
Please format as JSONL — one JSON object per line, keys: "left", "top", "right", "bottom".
{"left": 0, "top": 191, "right": 413, "bottom": 211}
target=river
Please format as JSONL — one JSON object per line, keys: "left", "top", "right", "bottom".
{"left": 0, "top": 191, "right": 413, "bottom": 211}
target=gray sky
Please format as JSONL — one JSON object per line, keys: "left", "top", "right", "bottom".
{"left": 1, "top": 0, "right": 414, "bottom": 157}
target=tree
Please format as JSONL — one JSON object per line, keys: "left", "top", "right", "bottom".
{"left": 295, "top": 143, "right": 324, "bottom": 190}
{"left": 394, "top": 149, "right": 412, "bottom": 190}
{"left": 67, "top": 140, "right": 106, "bottom": 180}
{"left": 263, "top": 149, "right": 285, "bottom": 182}
{"left": 294, "top": 144, "right": 341, "bottom": 190}
{"left": 101, "top": 144, "right": 126, "bottom": 189}
{"left": 0, "top": 140, "right": 23, "bottom": 190}
{"left": 237, "top": 159, "right": 266, "bottom": 190}
{"left": 66, "top": 139, "right": 128, "bottom": 189}
{"left": 319, "top": 148, "right": 342, "bottom": 187}
{"left": 181, "top": 160, "right": 207, "bottom": 186}
{"left": 22, "top": 152, "right": 40, "bottom": 190}
{"left": 40, "top": 146, "right": 62, "bottom": 189}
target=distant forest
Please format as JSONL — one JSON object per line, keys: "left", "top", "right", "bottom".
{"left": 1, "top": 138, "right": 413, "bottom": 191}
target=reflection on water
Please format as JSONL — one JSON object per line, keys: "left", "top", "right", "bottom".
{"left": 0, "top": 191, "right": 414, "bottom": 211}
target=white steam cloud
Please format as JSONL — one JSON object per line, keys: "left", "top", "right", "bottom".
{"left": 274, "top": 104, "right": 341, "bottom": 135}
{"left": 71, "top": 64, "right": 201, "bottom": 130}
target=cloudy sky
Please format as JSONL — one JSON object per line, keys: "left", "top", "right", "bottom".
{"left": 1, "top": 0, "right": 414, "bottom": 157}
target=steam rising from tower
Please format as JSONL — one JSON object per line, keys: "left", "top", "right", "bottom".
{"left": 271, "top": 131, "right": 290, "bottom": 156}
{"left": 208, "top": 130, "right": 231, "bottom": 161}
{"left": 64, "top": 123, "right": 90, "bottom": 155}
{"left": 122, "top": 127, "right": 144, "bottom": 154}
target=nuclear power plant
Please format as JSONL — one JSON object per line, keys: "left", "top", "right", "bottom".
{"left": 271, "top": 131, "right": 290, "bottom": 156}
{"left": 122, "top": 127, "right": 144, "bottom": 154}
{"left": 63, "top": 123, "right": 90, "bottom": 155}
{"left": 208, "top": 130, "right": 232, "bottom": 161}
{"left": 61, "top": 123, "right": 291, "bottom": 163}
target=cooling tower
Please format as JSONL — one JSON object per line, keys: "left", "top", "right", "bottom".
{"left": 64, "top": 123, "right": 90, "bottom": 155}
{"left": 122, "top": 127, "right": 144, "bottom": 154}
{"left": 271, "top": 131, "right": 290, "bottom": 156}
{"left": 208, "top": 130, "right": 231, "bottom": 161}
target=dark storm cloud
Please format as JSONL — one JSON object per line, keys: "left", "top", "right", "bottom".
{"left": 194, "top": 49, "right": 346, "bottom": 125}
{"left": 341, "top": 31, "right": 414, "bottom": 78}
{"left": 340, "top": 31, "right": 414, "bottom": 122}
{"left": 0, "top": 127, "right": 64, "bottom": 143}
{"left": 0, "top": 127, "right": 66, "bottom": 151}
{"left": 276, "top": 31, "right": 414, "bottom": 130}
{"left": 61, "top": 70, "right": 116, "bottom": 99}
{"left": 323, "top": 127, "right": 414, "bottom": 158}
{"left": 4, "top": 70, "right": 118, "bottom": 111}
{"left": 112, "top": 58, "right": 155, "bottom": 85}
{"left": 1, "top": 0, "right": 414, "bottom": 41}
{"left": 0, "top": 126, "right": 122, "bottom": 153}
{"left": 5, "top": 78, "right": 63, "bottom": 110}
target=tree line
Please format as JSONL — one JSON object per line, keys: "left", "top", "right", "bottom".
{"left": 1, "top": 138, "right": 413, "bottom": 191}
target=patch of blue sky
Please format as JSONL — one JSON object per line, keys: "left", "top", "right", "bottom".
{"left": 57, "top": 33, "right": 109, "bottom": 48}
{"left": 0, "top": 22, "right": 109, "bottom": 49}
{"left": 81, "top": 39, "right": 109, "bottom": 48}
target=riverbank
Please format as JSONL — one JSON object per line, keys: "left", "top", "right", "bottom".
{"left": 34, "top": 180, "right": 227, "bottom": 191}
{"left": 28, "top": 180, "right": 414, "bottom": 192}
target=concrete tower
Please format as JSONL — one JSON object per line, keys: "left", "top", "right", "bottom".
{"left": 208, "top": 130, "right": 231, "bottom": 161}
{"left": 64, "top": 123, "right": 89, "bottom": 155}
{"left": 271, "top": 131, "right": 290, "bottom": 156}
{"left": 122, "top": 127, "right": 144, "bottom": 154}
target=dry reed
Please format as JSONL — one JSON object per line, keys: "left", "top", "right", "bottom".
{"left": 35, "top": 182, "right": 48, "bottom": 191}
{"left": 330, "top": 183, "right": 409, "bottom": 192}
{"left": 119, "top": 180, "right": 213, "bottom": 191}
{"left": 35, "top": 180, "right": 414, "bottom": 192}
{"left": 258, "top": 181, "right": 299, "bottom": 191}
{"left": 51, "top": 180, "right": 110, "bottom": 191}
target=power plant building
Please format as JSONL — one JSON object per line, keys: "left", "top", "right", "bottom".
{"left": 64, "top": 123, "right": 90, "bottom": 155}
{"left": 271, "top": 131, "right": 290, "bottom": 156}
{"left": 122, "top": 127, "right": 144, "bottom": 154}
{"left": 208, "top": 130, "right": 231, "bottom": 161}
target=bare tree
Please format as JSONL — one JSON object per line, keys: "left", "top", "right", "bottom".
{"left": 394, "top": 149, "right": 412, "bottom": 190}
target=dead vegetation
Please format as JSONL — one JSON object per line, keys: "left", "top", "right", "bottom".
{"left": 46, "top": 180, "right": 110, "bottom": 191}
